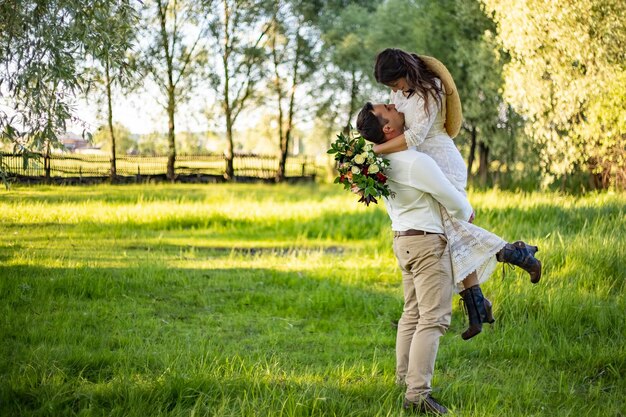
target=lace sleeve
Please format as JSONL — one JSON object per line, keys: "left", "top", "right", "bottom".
{"left": 402, "top": 93, "right": 440, "bottom": 148}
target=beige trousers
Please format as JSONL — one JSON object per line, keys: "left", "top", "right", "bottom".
{"left": 393, "top": 233, "right": 454, "bottom": 402}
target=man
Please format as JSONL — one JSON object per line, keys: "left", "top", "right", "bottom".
{"left": 356, "top": 102, "right": 473, "bottom": 415}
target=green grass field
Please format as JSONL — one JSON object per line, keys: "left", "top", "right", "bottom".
{"left": 1, "top": 184, "right": 624, "bottom": 416}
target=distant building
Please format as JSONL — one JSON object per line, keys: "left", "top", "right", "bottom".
{"left": 58, "top": 132, "right": 103, "bottom": 154}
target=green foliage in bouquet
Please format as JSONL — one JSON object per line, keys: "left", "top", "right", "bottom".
{"left": 327, "top": 129, "right": 392, "bottom": 206}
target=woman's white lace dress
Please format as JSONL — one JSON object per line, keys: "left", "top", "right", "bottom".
{"left": 390, "top": 84, "right": 506, "bottom": 289}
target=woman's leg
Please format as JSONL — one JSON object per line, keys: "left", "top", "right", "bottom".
{"left": 460, "top": 271, "right": 479, "bottom": 289}
{"left": 459, "top": 271, "right": 495, "bottom": 340}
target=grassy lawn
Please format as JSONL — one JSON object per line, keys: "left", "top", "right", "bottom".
{"left": 1, "top": 183, "right": 624, "bottom": 416}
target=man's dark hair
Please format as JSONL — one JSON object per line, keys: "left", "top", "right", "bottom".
{"left": 356, "top": 102, "right": 386, "bottom": 144}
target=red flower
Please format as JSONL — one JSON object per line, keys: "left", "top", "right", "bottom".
{"left": 376, "top": 172, "right": 387, "bottom": 184}
{"left": 361, "top": 166, "right": 368, "bottom": 175}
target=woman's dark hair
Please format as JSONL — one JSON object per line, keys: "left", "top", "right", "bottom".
{"left": 374, "top": 48, "right": 443, "bottom": 115}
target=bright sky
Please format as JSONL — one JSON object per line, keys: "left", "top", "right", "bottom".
{"left": 71, "top": 93, "right": 212, "bottom": 136}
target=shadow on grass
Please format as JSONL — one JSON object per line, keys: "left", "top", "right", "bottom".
{"left": 1, "top": 263, "right": 404, "bottom": 415}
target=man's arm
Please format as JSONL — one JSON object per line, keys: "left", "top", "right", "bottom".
{"left": 407, "top": 153, "right": 473, "bottom": 221}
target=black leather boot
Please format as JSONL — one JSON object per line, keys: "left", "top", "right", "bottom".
{"left": 460, "top": 285, "right": 494, "bottom": 340}
{"left": 514, "top": 241, "right": 538, "bottom": 256}
{"left": 497, "top": 241, "right": 542, "bottom": 283}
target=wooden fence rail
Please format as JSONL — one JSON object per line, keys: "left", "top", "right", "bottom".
{"left": 0, "top": 152, "right": 320, "bottom": 181}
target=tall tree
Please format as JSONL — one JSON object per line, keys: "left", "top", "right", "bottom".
{"left": 266, "top": 0, "right": 319, "bottom": 182}
{"left": 366, "top": 0, "right": 517, "bottom": 187}
{"left": 139, "top": 0, "right": 210, "bottom": 181}
{"left": 319, "top": 3, "right": 378, "bottom": 133}
{"left": 86, "top": 1, "right": 138, "bottom": 179}
{"left": 0, "top": 1, "right": 139, "bottom": 156}
{"left": 207, "top": 0, "right": 271, "bottom": 180}
{"left": 482, "top": 0, "right": 626, "bottom": 189}
{"left": 450, "top": 2, "right": 510, "bottom": 186}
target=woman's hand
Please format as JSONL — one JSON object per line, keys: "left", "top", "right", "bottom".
{"left": 372, "top": 144, "right": 381, "bottom": 155}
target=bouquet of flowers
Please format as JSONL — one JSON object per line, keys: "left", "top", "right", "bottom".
{"left": 327, "top": 129, "right": 392, "bottom": 206}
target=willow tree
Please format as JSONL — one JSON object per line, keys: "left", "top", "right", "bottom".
{"left": 482, "top": 0, "right": 626, "bottom": 189}
{"left": 0, "top": 0, "right": 139, "bottom": 182}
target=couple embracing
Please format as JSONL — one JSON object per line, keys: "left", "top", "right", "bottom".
{"left": 355, "top": 48, "right": 542, "bottom": 414}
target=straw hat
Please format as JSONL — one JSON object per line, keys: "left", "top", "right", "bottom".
{"left": 419, "top": 55, "right": 463, "bottom": 138}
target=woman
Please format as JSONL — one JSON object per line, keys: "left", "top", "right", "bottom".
{"left": 371, "top": 48, "right": 542, "bottom": 339}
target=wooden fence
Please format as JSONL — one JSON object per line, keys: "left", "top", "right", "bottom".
{"left": 0, "top": 152, "right": 320, "bottom": 181}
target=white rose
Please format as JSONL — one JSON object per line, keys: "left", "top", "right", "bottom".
{"left": 351, "top": 165, "right": 361, "bottom": 174}
{"left": 369, "top": 164, "right": 380, "bottom": 174}
{"left": 353, "top": 154, "right": 366, "bottom": 164}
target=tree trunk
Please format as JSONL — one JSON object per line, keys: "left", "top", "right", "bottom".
{"left": 467, "top": 126, "right": 476, "bottom": 180}
{"left": 478, "top": 141, "right": 490, "bottom": 186}
{"left": 222, "top": 0, "right": 234, "bottom": 181}
{"left": 157, "top": 0, "right": 176, "bottom": 181}
{"left": 277, "top": 30, "right": 301, "bottom": 182}
{"left": 223, "top": 65, "right": 235, "bottom": 180}
{"left": 166, "top": 88, "right": 176, "bottom": 181}
{"left": 343, "top": 69, "right": 358, "bottom": 134}
{"left": 105, "top": 59, "right": 117, "bottom": 179}
{"left": 225, "top": 111, "right": 234, "bottom": 180}
{"left": 44, "top": 141, "right": 51, "bottom": 179}
{"left": 270, "top": 20, "right": 286, "bottom": 182}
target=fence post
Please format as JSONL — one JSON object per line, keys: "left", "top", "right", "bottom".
{"left": 44, "top": 152, "right": 51, "bottom": 179}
